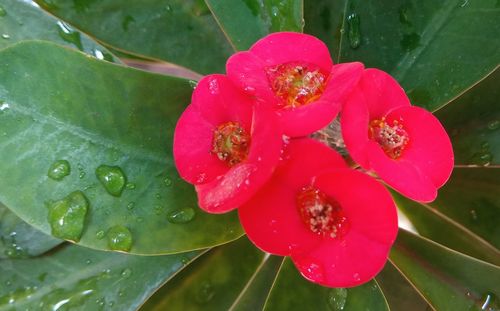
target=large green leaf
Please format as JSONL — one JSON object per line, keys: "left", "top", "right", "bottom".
{"left": 0, "top": 243, "right": 201, "bottom": 310}
{"left": 140, "top": 236, "right": 267, "bottom": 311}
{"left": 305, "top": 0, "right": 500, "bottom": 111}
{"left": 0, "top": 0, "right": 119, "bottom": 62}
{"left": 205, "top": 0, "right": 303, "bottom": 51}
{"left": 34, "top": 0, "right": 234, "bottom": 74}
{"left": 436, "top": 68, "right": 499, "bottom": 166}
{"left": 0, "top": 41, "right": 243, "bottom": 254}
{"left": 263, "top": 258, "right": 389, "bottom": 311}
{"left": 0, "top": 202, "right": 61, "bottom": 259}
{"left": 390, "top": 229, "right": 500, "bottom": 311}
{"left": 393, "top": 191, "right": 500, "bottom": 266}
{"left": 376, "top": 262, "right": 430, "bottom": 311}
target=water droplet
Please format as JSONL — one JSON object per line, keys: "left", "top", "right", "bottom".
{"left": 0, "top": 6, "right": 6, "bottom": 17}
{"left": 0, "top": 286, "right": 37, "bottom": 306}
{"left": 165, "top": 4, "right": 172, "bottom": 12}
{"left": 56, "top": 21, "right": 83, "bottom": 51}
{"left": 95, "top": 230, "right": 105, "bottom": 239}
{"left": 167, "top": 207, "right": 196, "bottom": 224}
{"left": 85, "top": 259, "right": 92, "bottom": 265}
{"left": 469, "top": 152, "right": 493, "bottom": 167}
{"left": 208, "top": 78, "right": 219, "bottom": 95}
{"left": 47, "top": 160, "right": 71, "bottom": 181}
{"left": 487, "top": 120, "right": 499, "bottom": 131}
{"left": 470, "top": 209, "right": 478, "bottom": 221}
{"left": 120, "top": 268, "right": 132, "bottom": 279}
{"left": 271, "top": 6, "right": 279, "bottom": 17}
{"left": 95, "top": 165, "right": 127, "bottom": 197}
{"left": 195, "top": 281, "right": 215, "bottom": 303}
{"left": 347, "top": 12, "right": 361, "bottom": 49}
{"left": 353, "top": 272, "right": 360, "bottom": 281}
{"left": 327, "top": 288, "right": 348, "bottom": 310}
{"left": 93, "top": 49, "right": 114, "bottom": 62}
{"left": 480, "top": 292, "right": 499, "bottom": 310}
{"left": 127, "top": 202, "right": 135, "bottom": 210}
{"left": 163, "top": 177, "right": 172, "bottom": 187}
{"left": 126, "top": 182, "right": 136, "bottom": 190}
{"left": 107, "top": 225, "right": 133, "bottom": 252}
{"left": 46, "top": 191, "right": 89, "bottom": 242}
{"left": 1, "top": 34, "right": 9, "bottom": 40}
{"left": 188, "top": 80, "right": 198, "bottom": 89}
{"left": 77, "top": 163, "right": 86, "bottom": 179}
{"left": 0, "top": 101, "right": 9, "bottom": 112}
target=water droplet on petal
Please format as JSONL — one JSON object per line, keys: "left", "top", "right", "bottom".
{"left": 95, "top": 165, "right": 127, "bottom": 197}
{"left": 46, "top": 191, "right": 89, "bottom": 242}
{"left": 107, "top": 225, "right": 133, "bottom": 252}
{"left": 47, "top": 160, "right": 71, "bottom": 181}
{"left": 167, "top": 207, "right": 196, "bottom": 224}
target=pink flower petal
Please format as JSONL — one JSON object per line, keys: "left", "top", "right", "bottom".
{"left": 196, "top": 103, "right": 283, "bottom": 213}
{"left": 292, "top": 169, "right": 398, "bottom": 287}
{"left": 279, "top": 62, "right": 364, "bottom": 137}
{"left": 357, "top": 68, "right": 411, "bottom": 119}
{"left": 249, "top": 32, "right": 333, "bottom": 72}
{"left": 239, "top": 138, "right": 347, "bottom": 255}
{"left": 191, "top": 74, "right": 253, "bottom": 129}
{"left": 173, "top": 104, "right": 229, "bottom": 185}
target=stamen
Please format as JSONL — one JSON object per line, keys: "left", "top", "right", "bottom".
{"left": 296, "top": 186, "right": 349, "bottom": 239}
{"left": 212, "top": 121, "right": 251, "bottom": 166}
{"left": 266, "top": 62, "right": 327, "bottom": 108}
{"left": 369, "top": 117, "right": 409, "bottom": 159}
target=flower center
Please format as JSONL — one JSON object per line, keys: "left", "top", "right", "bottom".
{"left": 212, "top": 121, "right": 251, "bottom": 166}
{"left": 369, "top": 117, "right": 409, "bottom": 159}
{"left": 266, "top": 62, "right": 326, "bottom": 108}
{"left": 296, "top": 186, "right": 349, "bottom": 239}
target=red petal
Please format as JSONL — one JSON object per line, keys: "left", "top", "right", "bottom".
{"left": 292, "top": 169, "right": 398, "bottom": 287}
{"left": 173, "top": 104, "right": 228, "bottom": 184}
{"left": 239, "top": 139, "right": 347, "bottom": 255}
{"left": 196, "top": 103, "right": 282, "bottom": 213}
{"left": 249, "top": 32, "right": 333, "bottom": 73}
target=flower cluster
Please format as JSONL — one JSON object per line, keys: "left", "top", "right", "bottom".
{"left": 173, "top": 32, "right": 453, "bottom": 288}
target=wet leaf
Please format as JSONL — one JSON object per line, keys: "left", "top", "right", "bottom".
{"left": 0, "top": 41, "right": 243, "bottom": 255}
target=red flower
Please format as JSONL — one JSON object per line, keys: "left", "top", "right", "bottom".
{"left": 239, "top": 139, "right": 398, "bottom": 287}
{"left": 226, "top": 32, "right": 364, "bottom": 137}
{"left": 173, "top": 74, "right": 282, "bottom": 213}
{"left": 341, "top": 69, "right": 454, "bottom": 202}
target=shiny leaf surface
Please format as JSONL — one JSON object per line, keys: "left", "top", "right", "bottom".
{"left": 390, "top": 229, "right": 500, "bottom": 311}
{"left": 0, "top": 243, "right": 201, "bottom": 310}
{"left": 0, "top": 202, "right": 61, "bottom": 259}
{"left": 0, "top": 41, "right": 243, "bottom": 254}
{"left": 0, "top": 0, "right": 119, "bottom": 62}
{"left": 305, "top": 0, "right": 500, "bottom": 111}
{"left": 34, "top": 0, "right": 233, "bottom": 74}
{"left": 263, "top": 258, "right": 389, "bottom": 311}
{"left": 205, "top": 0, "right": 303, "bottom": 51}
{"left": 140, "top": 237, "right": 266, "bottom": 311}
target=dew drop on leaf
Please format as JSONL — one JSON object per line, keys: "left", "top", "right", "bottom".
{"left": 56, "top": 21, "right": 83, "bottom": 51}
{"left": 120, "top": 268, "right": 132, "bottom": 279}
{"left": 106, "top": 225, "right": 133, "bottom": 252}
{"left": 47, "top": 160, "right": 71, "bottom": 181}
{"left": 46, "top": 191, "right": 89, "bottom": 242}
{"left": 327, "top": 288, "right": 348, "bottom": 311}
{"left": 195, "top": 281, "right": 215, "bottom": 304}
{"left": 167, "top": 207, "right": 196, "bottom": 224}
{"left": 95, "top": 165, "right": 127, "bottom": 197}
{"left": 347, "top": 12, "right": 361, "bottom": 49}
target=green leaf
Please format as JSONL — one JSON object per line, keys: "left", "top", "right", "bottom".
{"left": 0, "top": 202, "right": 61, "bottom": 259}
{"left": 436, "top": 68, "right": 499, "bottom": 166}
{"left": 263, "top": 258, "right": 389, "bottom": 311}
{"left": 393, "top": 191, "right": 500, "bottom": 266}
{"left": 305, "top": 0, "right": 500, "bottom": 111}
{"left": 205, "top": 0, "right": 304, "bottom": 51}
{"left": 140, "top": 236, "right": 267, "bottom": 311}
{"left": 0, "top": 41, "right": 243, "bottom": 254}
{"left": 0, "top": 0, "right": 119, "bottom": 62}
{"left": 0, "top": 243, "right": 201, "bottom": 310}
{"left": 34, "top": 0, "right": 234, "bottom": 74}
{"left": 429, "top": 168, "right": 500, "bottom": 250}
{"left": 376, "top": 261, "right": 430, "bottom": 311}
{"left": 390, "top": 229, "right": 500, "bottom": 311}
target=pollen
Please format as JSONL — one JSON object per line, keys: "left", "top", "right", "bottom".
{"left": 266, "top": 62, "right": 327, "bottom": 108}
{"left": 296, "top": 186, "right": 349, "bottom": 239}
{"left": 212, "top": 121, "right": 251, "bottom": 166}
{"left": 369, "top": 117, "right": 409, "bottom": 159}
